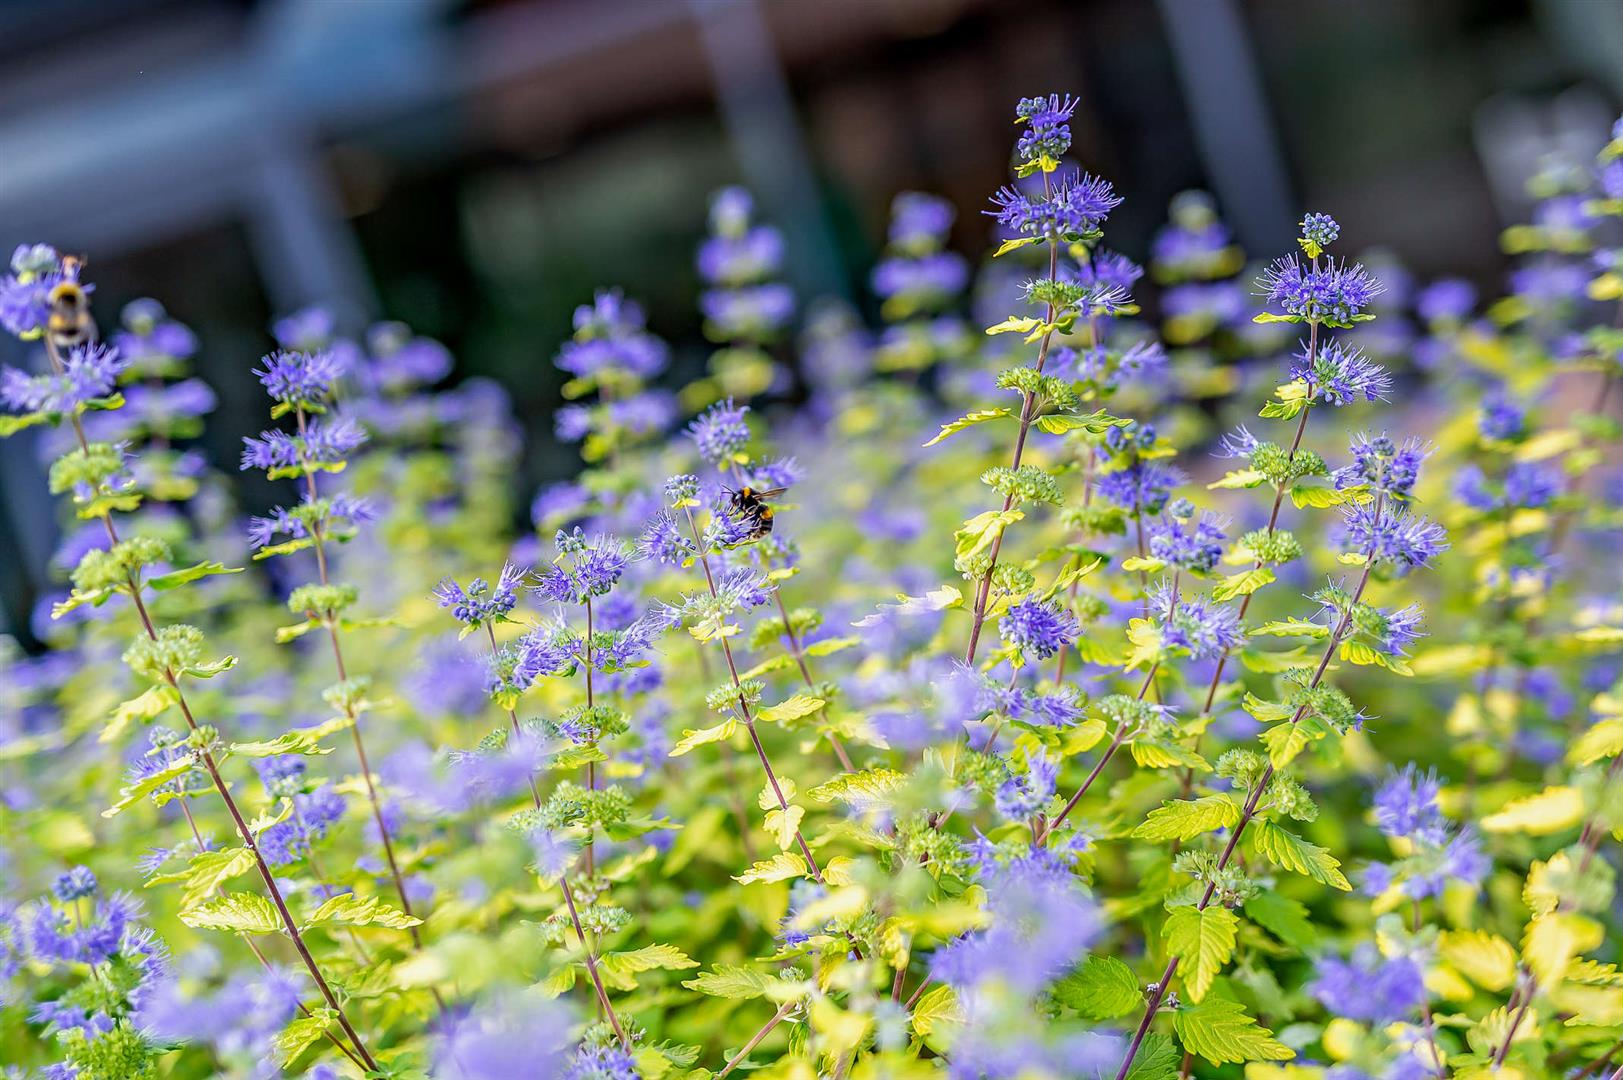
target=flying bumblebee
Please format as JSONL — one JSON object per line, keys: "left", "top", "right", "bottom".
{"left": 726, "top": 485, "right": 786, "bottom": 542}
{"left": 47, "top": 256, "right": 95, "bottom": 351}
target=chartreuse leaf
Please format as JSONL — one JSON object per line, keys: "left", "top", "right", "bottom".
{"left": 683, "top": 964, "right": 796, "bottom": 1000}
{"left": 808, "top": 768, "right": 907, "bottom": 808}
{"left": 1034, "top": 412, "right": 1116, "bottom": 435}
{"left": 1172, "top": 997, "right": 1293, "bottom": 1065}
{"left": 812, "top": 996, "right": 872, "bottom": 1056}
{"left": 1524, "top": 912, "right": 1603, "bottom": 988}
{"left": 1208, "top": 468, "right": 1266, "bottom": 490}
{"left": 923, "top": 408, "right": 1012, "bottom": 447}
{"left": 1569, "top": 718, "right": 1623, "bottom": 766}
{"left": 1261, "top": 723, "right": 1315, "bottom": 769}
{"left": 103, "top": 756, "right": 195, "bottom": 817}
{"left": 1211, "top": 567, "right": 1274, "bottom": 602}
{"left": 757, "top": 780, "right": 804, "bottom": 852}
{"left": 1251, "top": 619, "right": 1328, "bottom": 638}
{"left": 1247, "top": 820, "right": 1352, "bottom": 890}
{"left": 1133, "top": 796, "right": 1239, "bottom": 842}
{"left": 1129, "top": 741, "right": 1209, "bottom": 772}
{"left": 180, "top": 892, "right": 282, "bottom": 934}
{"left": 804, "top": 635, "right": 859, "bottom": 658}
{"left": 1163, "top": 906, "right": 1238, "bottom": 1003}
{"left": 986, "top": 315, "right": 1042, "bottom": 336}
{"left": 756, "top": 695, "right": 824, "bottom": 723}
{"left": 275, "top": 1009, "right": 337, "bottom": 1068}
{"left": 1052, "top": 955, "right": 1143, "bottom": 1019}
{"left": 146, "top": 560, "right": 244, "bottom": 592}
{"left": 992, "top": 237, "right": 1039, "bottom": 257}
{"left": 303, "top": 892, "right": 422, "bottom": 932}
{"left": 669, "top": 718, "right": 737, "bottom": 757}
{"left": 1481, "top": 785, "right": 1585, "bottom": 835}
{"left": 852, "top": 585, "right": 962, "bottom": 627}
{"left": 955, "top": 509, "right": 1023, "bottom": 563}
{"left": 0, "top": 412, "right": 49, "bottom": 437}
{"left": 104, "top": 684, "right": 176, "bottom": 743}
{"left": 597, "top": 944, "right": 698, "bottom": 991}
{"left": 910, "top": 984, "right": 965, "bottom": 1054}
{"left": 146, "top": 847, "right": 256, "bottom": 908}
{"left": 228, "top": 715, "right": 353, "bottom": 758}
{"left": 1289, "top": 483, "right": 1352, "bottom": 509}
{"left": 1439, "top": 929, "right": 1518, "bottom": 991}
{"left": 1243, "top": 892, "right": 1316, "bottom": 951}
{"left": 734, "top": 852, "right": 807, "bottom": 884}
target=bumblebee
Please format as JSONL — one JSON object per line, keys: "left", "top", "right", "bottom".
{"left": 726, "top": 485, "right": 785, "bottom": 542}
{"left": 47, "top": 256, "right": 94, "bottom": 350}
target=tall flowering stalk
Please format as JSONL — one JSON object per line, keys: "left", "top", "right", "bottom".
{"left": 0, "top": 246, "right": 378, "bottom": 1072}
{"left": 952, "top": 94, "right": 1127, "bottom": 664}
{"left": 1170, "top": 214, "right": 1391, "bottom": 784}
{"left": 693, "top": 186, "right": 795, "bottom": 405}
{"left": 243, "top": 348, "right": 430, "bottom": 950}
{"left": 1111, "top": 434, "right": 1447, "bottom": 1078}
{"left": 649, "top": 454, "right": 830, "bottom": 886}
{"left": 435, "top": 550, "right": 682, "bottom": 1056}
{"left": 872, "top": 191, "right": 973, "bottom": 377}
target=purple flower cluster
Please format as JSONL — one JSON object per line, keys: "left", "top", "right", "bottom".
{"left": 888, "top": 192, "right": 956, "bottom": 252}
{"left": 534, "top": 528, "right": 630, "bottom": 605}
{"left": 1014, "top": 94, "right": 1078, "bottom": 162}
{"left": 1333, "top": 433, "right": 1428, "bottom": 499}
{"left": 0, "top": 343, "right": 127, "bottom": 416}
{"left": 1292, "top": 340, "right": 1391, "bottom": 405}
{"left": 1311, "top": 944, "right": 1426, "bottom": 1024}
{"left": 933, "top": 851, "right": 1099, "bottom": 996}
{"left": 699, "top": 285, "right": 795, "bottom": 339}
{"left": 113, "top": 299, "right": 199, "bottom": 371}
{"left": 435, "top": 563, "right": 526, "bottom": 629}
{"left": 1096, "top": 460, "right": 1186, "bottom": 515}
{"left": 1257, "top": 256, "right": 1384, "bottom": 324}
{"left": 555, "top": 289, "right": 670, "bottom": 381}
{"left": 988, "top": 171, "right": 1122, "bottom": 242}
{"left": 871, "top": 253, "right": 970, "bottom": 304}
{"left": 1152, "top": 585, "right": 1245, "bottom": 659}
{"left": 432, "top": 992, "right": 574, "bottom": 1080}
{"left": 1363, "top": 766, "right": 1490, "bottom": 899}
{"left": 639, "top": 510, "right": 697, "bottom": 566}
{"left": 994, "top": 752, "right": 1058, "bottom": 820}
{"left": 258, "top": 784, "right": 347, "bottom": 867}
{"left": 253, "top": 350, "right": 343, "bottom": 406}
{"left": 1299, "top": 211, "right": 1341, "bottom": 253}
{"left": 1339, "top": 502, "right": 1449, "bottom": 570}
{"left": 240, "top": 417, "right": 367, "bottom": 472}
{"left": 999, "top": 596, "right": 1081, "bottom": 661}
{"left": 687, "top": 397, "right": 750, "bottom": 464}
{"left": 698, "top": 189, "right": 785, "bottom": 287}
{"left": 1149, "top": 511, "right": 1228, "bottom": 573}
{"left": 246, "top": 492, "right": 377, "bottom": 550}
{"left": 1455, "top": 462, "right": 1561, "bottom": 512}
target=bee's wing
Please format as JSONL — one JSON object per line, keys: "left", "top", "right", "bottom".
{"left": 755, "top": 487, "right": 788, "bottom": 500}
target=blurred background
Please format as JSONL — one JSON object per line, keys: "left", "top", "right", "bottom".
{"left": 2, "top": 0, "right": 1621, "bottom": 639}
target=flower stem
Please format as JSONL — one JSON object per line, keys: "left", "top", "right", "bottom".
{"left": 717, "top": 999, "right": 797, "bottom": 1077}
